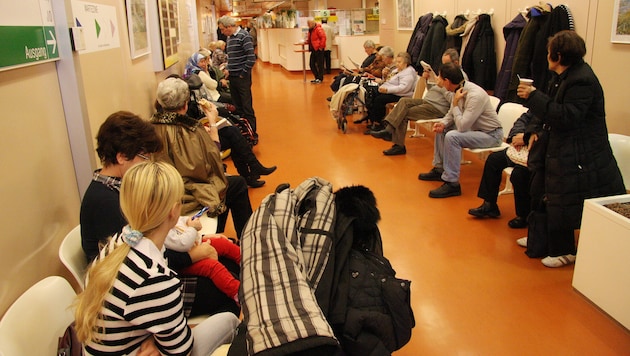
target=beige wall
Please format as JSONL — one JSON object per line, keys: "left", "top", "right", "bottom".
{"left": 0, "top": 0, "right": 196, "bottom": 316}
{"left": 1, "top": 0, "right": 628, "bottom": 317}
{"left": 0, "top": 63, "right": 81, "bottom": 314}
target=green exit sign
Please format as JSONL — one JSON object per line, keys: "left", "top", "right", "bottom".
{"left": 0, "top": 25, "right": 59, "bottom": 70}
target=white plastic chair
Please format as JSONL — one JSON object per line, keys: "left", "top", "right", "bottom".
{"left": 462, "top": 102, "right": 528, "bottom": 163}
{"left": 0, "top": 276, "right": 76, "bottom": 355}
{"left": 498, "top": 166, "right": 515, "bottom": 195}
{"left": 609, "top": 133, "right": 630, "bottom": 190}
{"left": 408, "top": 77, "right": 440, "bottom": 138}
{"left": 488, "top": 95, "right": 501, "bottom": 111}
{"left": 59, "top": 225, "right": 88, "bottom": 290}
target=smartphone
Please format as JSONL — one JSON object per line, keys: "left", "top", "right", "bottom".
{"left": 192, "top": 206, "right": 209, "bottom": 220}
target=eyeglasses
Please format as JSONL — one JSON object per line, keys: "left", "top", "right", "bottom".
{"left": 137, "top": 153, "right": 151, "bottom": 161}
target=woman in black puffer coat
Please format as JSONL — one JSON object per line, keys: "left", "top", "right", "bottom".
{"left": 518, "top": 31, "right": 625, "bottom": 268}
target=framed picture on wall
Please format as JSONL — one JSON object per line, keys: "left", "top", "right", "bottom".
{"left": 126, "top": 0, "right": 151, "bottom": 58}
{"left": 612, "top": 0, "right": 630, "bottom": 43}
{"left": 397, "top": 0, "right": 414, "bottom": 30}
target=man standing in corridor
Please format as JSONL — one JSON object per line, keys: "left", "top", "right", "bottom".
{"left": 218, "top": 16, "right": 259, "bottom": 143}
{"left": 306, "top": 19, "right": 326, "bottom": 84}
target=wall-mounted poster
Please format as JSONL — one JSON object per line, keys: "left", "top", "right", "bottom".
{"left": 397, "top": 0, "right": 413, "bottom": 30}
{"left": 351, "top": 10, "right": 365, "bottom": 35}
{"left": 611, "top": 0, "right": 630, "bottom": 43}
{"left": 158, "top": 0, "right": 179, "bottom": 68}
{"left": 126, "top": 0, "right": 150, "bottom": 58}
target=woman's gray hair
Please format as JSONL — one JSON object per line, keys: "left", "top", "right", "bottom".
{"left": 156, "top": 78, "right": 189, "bottom": 111}
{"left": 397, "top": 52, "right": 411, "bottom": 65}
{"left": 363, "top": 40, "right": 375, "bottom": 48}
{"left": 218, "top": 16, "right": 236, "bottom": 27}
{"left": 378, "top": 46, "right": 394, "bottom": 58}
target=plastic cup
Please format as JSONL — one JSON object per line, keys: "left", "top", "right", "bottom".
{"left": 519, "top": 78, "right": 533, "bottom": 86}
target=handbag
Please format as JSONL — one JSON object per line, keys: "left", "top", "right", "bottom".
{"left": 506, "top": 145, "right": 529, "bottom": 166}
{"left": 525, "top": 209, "right": 549, "bottom": 258}
{"left": 57, "top": 322, "right": 83, "bottom": 356}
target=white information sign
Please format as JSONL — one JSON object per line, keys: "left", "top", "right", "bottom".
{"left": 71, "top": 0, "right": 120, "bottom": 54}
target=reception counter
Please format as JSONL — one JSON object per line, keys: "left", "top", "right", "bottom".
{"left": 258, "top": 28, "right": 379, "bottom": 72}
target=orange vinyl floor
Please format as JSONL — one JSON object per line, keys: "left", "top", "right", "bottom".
{"left": 221, "top": 61, "right": 630, "bottom": 355}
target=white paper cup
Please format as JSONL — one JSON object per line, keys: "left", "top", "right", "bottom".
{"left": 519, "top": 78, "right": 533, "bottom": 86}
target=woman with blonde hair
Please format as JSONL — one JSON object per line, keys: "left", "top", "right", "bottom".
{"left": 75, "top": 161, "right": 239, "bottom": 355}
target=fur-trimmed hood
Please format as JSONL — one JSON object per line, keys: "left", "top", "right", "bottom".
{"left": 334, "top": 185, "right": 380, "bottom": 233}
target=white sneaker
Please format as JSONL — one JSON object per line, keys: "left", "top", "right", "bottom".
{"left": 541, "top": 254, "right": 576, "bottom": 268}
{"left": 516, "top": 237, "right": 527, "bottom": 247}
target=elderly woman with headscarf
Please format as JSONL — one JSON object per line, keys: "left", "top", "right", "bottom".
{"left": 185, "top": 51, "right": 232, "bottom": 104}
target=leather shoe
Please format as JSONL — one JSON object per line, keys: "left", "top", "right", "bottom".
{"left": 468, "top": 201, "right": 501, "bottom": 218}
{"left": 508, "top": 216, "right": 528, "bottom": 228}
{"left": 383, "top": 144, "right": 406, "bottom": 156}
{"left": 418, "top": 167, "right": 444, "bottom": 181}
{"left": 353, "top": 117, "right": 368, "bottom": 124}
{"left": 371, "top": 129, "right": 392, "bottom": 141}
{"left": 246, "top": 177, "right": 265, "bottom": 188}
{"left": 429, "top": 182, "right": 461, "bottom": 198}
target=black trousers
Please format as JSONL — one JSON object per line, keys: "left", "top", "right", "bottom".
{"left": 367, "top": 93, "right": 401, "bottom": 124}
{"left": 217, "top": 175, "right": 252, "bottom": 239}
{"left": 324, "top": 50, "right": 332, "bottom": 73}
{"left": 310, "top": 50, "right": 325, "bottom": 81}
{"left": 218, "top": 126, "right": 257, "bottom": 178}
{"left": 477, "top": 149, "right": 531, "bottom": 218}
{"left": 229, "top": 71, "right": 257, "bottom": 135}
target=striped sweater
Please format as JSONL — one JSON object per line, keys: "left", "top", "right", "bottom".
{"left": 85, "top": 237, "right": 192, "bottom": 356}
{"left": 225, "top": 27, "right": 256, "bottom": 76}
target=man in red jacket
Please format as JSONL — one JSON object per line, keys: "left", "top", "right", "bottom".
{"left": 307, "top": 19, "right": 326, "bottom": 84}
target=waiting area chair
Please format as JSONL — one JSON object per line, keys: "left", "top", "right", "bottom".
{"left": 0, "top": 276, "right": 76, "bottom": 355}
{"left": 59, "top": 225, "right": 88, "bottom": 290}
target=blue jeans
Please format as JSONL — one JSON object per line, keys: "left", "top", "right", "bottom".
{"left": 433, "top": 127, "right": 504, "bottom": 183}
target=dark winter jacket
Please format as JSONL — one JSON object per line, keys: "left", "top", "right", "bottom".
{"left": 462, "top": 14, "right": 496, "bottom": 90}
{"left": 317, "top": 186, "right": 413, "bottom": 355}
{"left": 418, "top": 15, "right": 448, "bottom": 71}
{"left": 507, "top": 11, "right": 550, "bottom": 102}
{"left": 407, "top": 14, "right": 433, "bottom": 67}
{"left": 531, "top": 5, "right": 575, "bottom": 92}
{"left": 494, "top": 13, "right": 527, "bottom": 101}
{"left": 524, "top": 60, "right": 626, "bottom": 230}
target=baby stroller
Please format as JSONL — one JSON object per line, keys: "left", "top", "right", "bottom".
{"left": 333, "top": 77, "right": 378, "bottom": 133}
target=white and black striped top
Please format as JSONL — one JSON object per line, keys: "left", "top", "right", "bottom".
{"left": 85, "top": 237, "right": 193, "bottom": 356}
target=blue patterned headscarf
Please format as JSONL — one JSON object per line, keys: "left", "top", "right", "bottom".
{"left": 184, "top": 52, "right": 207, "bottom": 78}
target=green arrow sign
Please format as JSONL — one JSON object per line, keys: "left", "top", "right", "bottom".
{"left": 0, "top": 25, "right": 59, "bottom": 69}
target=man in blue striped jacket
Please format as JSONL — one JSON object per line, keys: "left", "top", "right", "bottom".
{"left": 218, "top": 16, "right": 259, "bottom": 144}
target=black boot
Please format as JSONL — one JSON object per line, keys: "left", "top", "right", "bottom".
{"left": 250, "top": 161, "right": 277, "bottom": 176}
{"left": 245, "top": 176, "right": 265, "bottom": 188}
